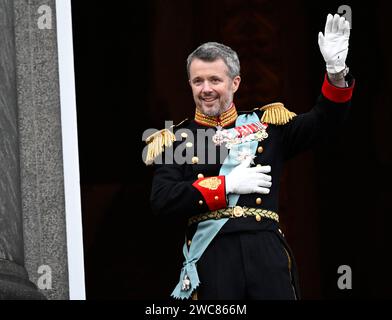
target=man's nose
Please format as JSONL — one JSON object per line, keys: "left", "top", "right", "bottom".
{"left": 201, "top": 81, "right": 213, "bottom": 93}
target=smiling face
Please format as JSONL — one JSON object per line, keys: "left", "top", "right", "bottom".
{"left": 189, "top": 58, "right": 241, "bottom": 117}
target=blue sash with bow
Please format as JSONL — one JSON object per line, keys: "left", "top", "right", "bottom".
{"left": 171, "top": 112, "right": 260, "bottom": 299}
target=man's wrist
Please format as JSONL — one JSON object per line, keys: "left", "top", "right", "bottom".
{"left": 327, "top": 66, "right": 349, "bottom": 88}
{"left": 327, "top": 76, "right": 347, "bottom": 88}
{"left": 327, "top": 66, "right": 349, "bottom": 81}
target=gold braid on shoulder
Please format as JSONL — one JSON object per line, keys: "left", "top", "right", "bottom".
{"left": 144, "top": 128, "right": 176, "bottom": 165}
{"left": 260, "top": 102, "right": 297, "bottom": 125}
{"left": 144, "top": 118, "right": 188, "bottom": 166}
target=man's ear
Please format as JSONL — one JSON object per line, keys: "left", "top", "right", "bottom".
{"left": 232, "top": 76, "right": 241, "bottom": 93}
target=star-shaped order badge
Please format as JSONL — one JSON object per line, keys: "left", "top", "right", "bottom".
{"left": 237, "top": 149, "right": 256, "bottom": 164}
{"left": 212, "top": 121, "right": 268, "bottom": 149}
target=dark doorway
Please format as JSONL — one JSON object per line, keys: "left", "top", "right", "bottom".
{"left": 71, "top": 0, "right": 392, "bottom": 299}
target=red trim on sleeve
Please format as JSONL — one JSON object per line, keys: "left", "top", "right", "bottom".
{"left": 321, "top": 73, "right": 355, "bottom": 103}
{"left": 192, "top": 176, "right": 227, "bottom": 211}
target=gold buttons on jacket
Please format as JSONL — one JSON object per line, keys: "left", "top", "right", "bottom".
{"left": 197, "top": 174, "right": 204, "bottom": 179}
{"left": 256, "top": 164, "right": 262, "bottom": 167}
{"left": 215, "top": 196, "right": 219, "bottom": 201}
{"left": 181, "top": 132, "right": 188, "bottom": 139}
{"left": 255, "top": 214, "right": 262, "bottom": 222}
{"left": 257, "top": 146, "right": 264, "bottom": 154}
{"left": 192, "top": 157, "right": 199, "bottom": 164}
{"left": 199, "top": 200, "right": 204, "bottom": 205}
{"left": 186, "top": 142, "right": 193, "bottom": 148}
{"left": 256, "top": 198, "right": 262, "bottom": 205}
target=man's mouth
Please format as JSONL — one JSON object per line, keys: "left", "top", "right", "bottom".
{"left": 201, "top": 97, "right": 217, "bottom": 102}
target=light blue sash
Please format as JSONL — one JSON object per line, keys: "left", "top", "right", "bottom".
{"left": 171, "top": 112, "right": 260, "bottom": 299}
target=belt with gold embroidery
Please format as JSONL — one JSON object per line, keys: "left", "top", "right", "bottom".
{"left": 188, "top": 206, "right": 279, "bottom": 226}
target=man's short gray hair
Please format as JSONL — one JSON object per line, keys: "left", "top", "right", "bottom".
{"left": 187, "top": 42, "right": 240, "bottom": 79}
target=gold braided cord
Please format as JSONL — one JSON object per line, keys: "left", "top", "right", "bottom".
{"left": 260, "top": 102, "right": 297, "bottom": 125}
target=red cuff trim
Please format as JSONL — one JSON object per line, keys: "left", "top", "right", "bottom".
{"left": 321, "top": 73, "right": 355, "bottom": 103}
{"left": 192, "top": 176, "right": 227, "bottom": 211}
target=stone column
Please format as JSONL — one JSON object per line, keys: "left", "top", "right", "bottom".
{"left": 14, "top": 0, "right": 71, "bottom": 300}
{"left": 0, "top": 0, "right": 75, "bottom": 299}
{"left": 0, "top": 0, "right": 45, "bottom": 299}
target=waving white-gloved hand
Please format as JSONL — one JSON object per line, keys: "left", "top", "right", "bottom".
{"left": 225, "top": 157, "right": 272, "bottom": 195}
{"left": 318, "top": 13, "right": 350, "bottom": 74}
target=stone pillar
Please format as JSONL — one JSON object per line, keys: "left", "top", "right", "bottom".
{"left": 0, "top": 0, "right": 77, "bottom": 299}
{"left": 14, "top": 0, "right": 71, "bottom": 300}
{"left": 0, "top": 0, "right": 45, "bottom": 300}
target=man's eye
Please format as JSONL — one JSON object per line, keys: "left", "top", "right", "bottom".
{"left": 211, "top": 79, "right": 220, "bottom": 83}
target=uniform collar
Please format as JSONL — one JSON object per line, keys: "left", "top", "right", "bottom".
{"left": 194, "top": 104, "right": 238, "bottom": 128}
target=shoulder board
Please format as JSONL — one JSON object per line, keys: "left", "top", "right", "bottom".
{"left": 259, "top": 102, "right": 296, "bottom": 125}
{"left": 144, "top": 118, "right": 189, "bottom": 166}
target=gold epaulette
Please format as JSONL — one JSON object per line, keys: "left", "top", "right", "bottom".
{"left": 260, "top": 102, "right": 296, "bottom": 125}
{"left": 144, "top": 118, "right": 189, "bottom": 166}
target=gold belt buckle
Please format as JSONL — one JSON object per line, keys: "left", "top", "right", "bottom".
{"left": 233, "top": 206, "right": 244, "bottom": 217}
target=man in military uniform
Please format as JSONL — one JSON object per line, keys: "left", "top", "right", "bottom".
{"left": 145, "top": 13, "right": 354, "bottom": 299}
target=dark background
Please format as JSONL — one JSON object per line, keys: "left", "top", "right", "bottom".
{"left": 71, "top": 0, "right": 392, "bottom": 299}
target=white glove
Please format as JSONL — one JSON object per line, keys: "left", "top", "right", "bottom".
{"left": 225, "top": 158, "right": 272, "bottom": 195}
{"left": 318, "top": 13, "right": 350, "bottom": 74}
